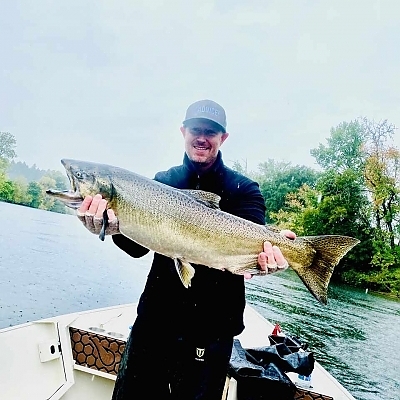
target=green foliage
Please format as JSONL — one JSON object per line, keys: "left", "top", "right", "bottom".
{"left": 7, "top": 161, "right": 69, "bottom": 188}
{"left": 0, "top": 173, "right": 15, "bottom": 202}
{"left": 342, "top": 267, "right": 400, "bottom": 296}
{"left": 269, "top": 184, "right": 320, "bottom": 235}
{"left": 0, "top": 134, "right": 69, "bottom": 213}
{"left": 255, "top": 159, "right": 320, "bottom": 223}
{"left": 310, "top": 120, "right": 366, "bottom": 173}
{"left": 362, "top": 119, "right": 400, "bottom": 241}
{"left": 271, "top": 168, "right": 373, "bottom": 274}
{"left": 12, "top": 178, "right": 30, "bottom": 205}
{"left": 27, "top": 182, "right": 42, "bottom": 208}
{"left": 308, "top": 118, "right": 400, "bottom": 289}
{"left": 313, "top": 169, "right": 368, "bottom": 236}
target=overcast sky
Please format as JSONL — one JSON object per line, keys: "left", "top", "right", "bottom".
{"left": 1, "top": 0, "right": 399, "bottom": 178}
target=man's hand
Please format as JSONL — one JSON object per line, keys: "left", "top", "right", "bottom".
{"left": 244, "top": 229, "right": 296, "bottom": 280}
{"left": 77, "top": 194, "right": 120, "bottom": 235}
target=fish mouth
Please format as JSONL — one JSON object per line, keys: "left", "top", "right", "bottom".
{"left": 46, "top": 189, "right": 83, "bottom": 209}
{"left": 46, "top": 162, "right": 83, "bottom": 209}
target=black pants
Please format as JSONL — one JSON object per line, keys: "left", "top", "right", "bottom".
{"left": 112, "top": 320, "right": 233, "bottom": 400}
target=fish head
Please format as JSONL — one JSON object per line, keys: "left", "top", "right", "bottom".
{"left": 46, "top": 159, "right": 114, "bottom": 209}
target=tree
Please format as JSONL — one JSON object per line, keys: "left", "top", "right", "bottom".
{"left": 269, "top": 184, "right": 320, "bottom": 235}
{"left": 0, "top": 174, "right": 15, "bottom": 203}
{"left": 0, "top": 132, "right": 17, "bottom": 163}
{"left": 11, "top": 178, "right": 30, "bottom": 205}
{"left": 27, "top": 181, "right": 42, "bottom": 208}
{"left": 271, "top": 169, "right": 372, "bottom": 274}
{"left": 310, "top": 120, "right": 366, "bottom": 173}
{"left": 256, "top": 160, "right": 320, "bottom": 223}
{"left": 362, "top": 119, "right": 400, "bottom": 250}
{"left": 310, "top": 117, "right": 400, "bottom": 278}
{"left": 45, "top": 170, "right": 68, "bottom": 191}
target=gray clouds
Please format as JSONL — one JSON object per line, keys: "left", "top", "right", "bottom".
{"left": 1, "top": 0, "right": 399, "bottom": 177}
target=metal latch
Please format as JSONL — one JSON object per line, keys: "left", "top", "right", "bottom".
{"left": 38, "top": 340, "right": 61, "bottom": 362}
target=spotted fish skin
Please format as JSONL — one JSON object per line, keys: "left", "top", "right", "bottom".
{"left": 46, "top": 159, "right": 360, "bottom": 304}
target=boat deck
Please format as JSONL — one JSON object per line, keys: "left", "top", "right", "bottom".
{"left": 0, "top": 303, "right": 356, "bottom": 399}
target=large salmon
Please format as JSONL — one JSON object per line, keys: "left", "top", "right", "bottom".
{"left": 47, "top": 159, "right": 360, "bottom": 304}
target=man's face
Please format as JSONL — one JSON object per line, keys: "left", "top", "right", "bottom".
{"left": 181, "top": 119, "right": 229, "bottom": 169}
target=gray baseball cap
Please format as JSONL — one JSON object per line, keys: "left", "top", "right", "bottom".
{"left": 182, "top": 99, "right": 227, "bottom": 132}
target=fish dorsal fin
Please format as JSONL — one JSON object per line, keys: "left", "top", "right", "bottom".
{"left": 174, "top": 258, "right": 196, "bottom": 288}
{"left": 181, "top": 189, "right": 221, "bottom": 209}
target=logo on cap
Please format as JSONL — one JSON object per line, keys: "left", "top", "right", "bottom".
{"left": 196, "top": 105, "right": 220, "bottom": 117}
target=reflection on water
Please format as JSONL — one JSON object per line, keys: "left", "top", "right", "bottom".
{"left": 1, "top": 202, "right": 400, "bottom": 400}
{"left": 246, "top": 270, "right": 400, "bottom": 400}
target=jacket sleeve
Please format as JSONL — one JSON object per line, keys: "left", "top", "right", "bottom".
{"left": 229, "top": 178, "right": 266, "bottom": 225}
{"left": 111, "top": 234, "right": 150, "bottom": 258}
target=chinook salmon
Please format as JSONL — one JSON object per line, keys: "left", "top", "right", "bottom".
{"left": 47, "top": 159, "right": 360, "bottom": 304}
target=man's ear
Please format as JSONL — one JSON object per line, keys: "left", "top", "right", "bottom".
{"left": 220, "top": 132, "right": 229, "bottom": 145}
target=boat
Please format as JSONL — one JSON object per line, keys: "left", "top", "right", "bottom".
{"left": 0, "top": 303, "right": 356, "bottom": 399}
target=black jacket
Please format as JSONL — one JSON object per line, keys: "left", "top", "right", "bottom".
{"left": 112, "top": 151, "right": 266, "bottom": 338}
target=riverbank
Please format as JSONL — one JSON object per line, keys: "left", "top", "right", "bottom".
{"left": 341, "top": 267, "right": 400, "bottom": 298}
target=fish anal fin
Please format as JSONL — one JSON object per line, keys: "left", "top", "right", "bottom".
{"left": 295, "top": 235, "right": 360, "bottom": 304}
{"left": 181, "top": 189, "right": 221, "bottom": 209}
{"left": 174, "top": 258, "right": 196, "bottom": 288}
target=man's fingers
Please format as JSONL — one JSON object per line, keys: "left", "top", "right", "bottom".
{"left": 258, "top": 252, "right": 267, "bottom": 268}
{"left": 280, "top": 229, "right": 296, "bottom": 240}
{"left": 75, "top": 193, "right": 119, "bottom": 236}
{"left": 93, "top": 215, "right": 103, "bottom": 232}
{"left": 258, "top": 241, "right": 289, "bottom": 274}
{"left": 272, "top": 245, "right": 286, "bottom": 266}
{"left": 88, "top": 194, "right": 103, "bottom": 215}
{"left": 263, "top": 241, "right": 276, "bottom": 266}
{"left": 107, "top": 209, "right": 116, "bottom": 221}
{"left": 78, "top": 195, "right": 93, "bottom": 214}
{"left": 95, "top": 199, "right": 108, "bottom": 218}
{"left": 106, "top": 218, "right": 120, "bottom": 235}
{"left": 85, "top": 211, "right": 96, "bottom": 233}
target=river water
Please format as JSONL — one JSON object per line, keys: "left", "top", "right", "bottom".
{"left": 1, "top": 201, "right": 399, "bottom": 400}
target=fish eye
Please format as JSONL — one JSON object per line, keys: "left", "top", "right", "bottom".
{"left": 75, "top": 171, "right": 84, "bottom": 179}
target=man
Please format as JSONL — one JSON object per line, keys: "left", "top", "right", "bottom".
{"left": 78, "top": 99, "right": 295, "bottom": 400}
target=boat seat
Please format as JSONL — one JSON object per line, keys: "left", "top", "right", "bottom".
{"left": 69, "top": 327, "right": 126, "bottom": 376}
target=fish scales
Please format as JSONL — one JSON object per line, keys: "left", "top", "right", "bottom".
{"left": 46, "top": 159, "right": 360, "bottom": 304}
{"left": 112, "top": 174, "right": 305, "bottom": 271}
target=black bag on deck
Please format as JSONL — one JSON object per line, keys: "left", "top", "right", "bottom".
{"left": 228, "top": 339, "right": 314, "bottom": 400}
{"left": 246, "top": 342, "right": 315, "bottom": 377}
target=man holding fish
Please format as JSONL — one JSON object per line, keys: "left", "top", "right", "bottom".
{"left": 78, "top": 99, "right": 296, "bottom": 399}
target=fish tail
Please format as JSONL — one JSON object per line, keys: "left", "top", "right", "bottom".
{"left": 295, "top": 235, "right": 360, "bottom": 304}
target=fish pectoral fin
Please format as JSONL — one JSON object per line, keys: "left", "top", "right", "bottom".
{"left": 180, "top": 189, "right": 221, "bottom": 209}
{"left": 174, "top": 258, "right": 195, "bottom": 288}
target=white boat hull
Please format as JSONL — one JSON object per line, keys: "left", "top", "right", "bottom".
{"left": 0, "top": 303, "right": 355, "bottom": 400}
